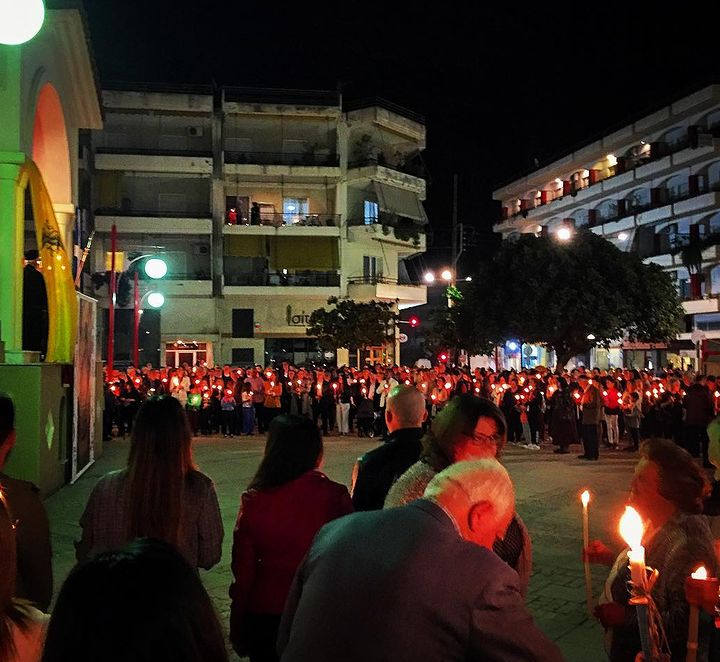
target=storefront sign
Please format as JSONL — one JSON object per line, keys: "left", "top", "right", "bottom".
{"left": 286, "top": 305, "right": 312, "bottom": 327}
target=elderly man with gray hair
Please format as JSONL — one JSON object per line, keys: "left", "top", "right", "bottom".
{"left": 351, "top": 385, "right": 427, "bottom": 511}
{"left": 278, "top": 459, "right": 564, "bottom": 662}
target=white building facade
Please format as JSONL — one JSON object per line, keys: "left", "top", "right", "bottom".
{"left": 493, "top": 84, "right": 720, "bottom": 369}
{"left": 88, "top": 85, "right": 428, "bottom": 367}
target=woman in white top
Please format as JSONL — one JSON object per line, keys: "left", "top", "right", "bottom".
{"left": 170, "top": 368, "right": 191, "bottom": 407}
{"left": 0, "top": 494, "right": 47, "bottom": 662}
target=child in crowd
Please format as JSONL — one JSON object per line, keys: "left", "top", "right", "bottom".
{"left": 221, "top": 389, "right": 236, "bottom": 438}
{"left": 241, "top": 383, "right": 255, "bottom": 436}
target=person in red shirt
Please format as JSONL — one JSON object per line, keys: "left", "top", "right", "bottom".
{"left": 229, "top": 415, "right": 352, "bottom": 661}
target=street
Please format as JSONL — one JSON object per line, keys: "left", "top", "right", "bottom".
{"left": 45, "top": 435, "right": 638, "bottom": 661}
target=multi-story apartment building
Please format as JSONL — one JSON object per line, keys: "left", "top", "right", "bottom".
{"left": 493, "top": 84, "right": 720, "bottom": 369}
{"left": 87, "top": 84, "right": 427, "bottom": 367}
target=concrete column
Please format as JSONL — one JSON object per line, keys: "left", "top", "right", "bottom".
{"left": 53, "top": 202, "right": 76, "bottom": 258}
{"left": 0, "top": 156, "right": 25, "bottom": 359}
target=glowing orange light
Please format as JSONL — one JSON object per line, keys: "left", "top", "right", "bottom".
{"left": 619, "top": 506, "right": 644, "bottom": 551}
{"left": 692, "top": 566, "right": 708, "bottom": 580}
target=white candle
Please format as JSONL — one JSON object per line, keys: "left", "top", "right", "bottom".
{"left": 581, "top": 490, "right": 593, "bottom": 615}
{"left": 619, "top": 506, "right": 646, "bottom": 589}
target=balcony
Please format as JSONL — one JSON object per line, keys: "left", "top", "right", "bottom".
{"left": 683, "top": 297, "right": 720, "bottom": 315}
{"left": 225, "top": 151, "right": 339, "bottom": 167}
{"left": 348, "top": 217, "right": 426, "bottom": 256}
{"left": 347, "top": 276, "right": 427, "bottom": 308}
{"left": 348, "top": 156, "right": 426, "bottom": 179}
{"left": 224, "top": 212, "right": 341, "bottom": 228}
{"left": 498, "top": 133, "right": 718, "bottom": 227}
{"left": 95, "top": 208, "right": 213, "bottom": 234}
{"left": 225, "top": 271, "right": 339, "bottom": 287}
{"left": 95, "top": 147, "right": 212, "bottom": 174}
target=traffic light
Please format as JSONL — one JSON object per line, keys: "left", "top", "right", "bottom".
{"left": 409, "top": 316, "right": 419, "bottom": 328}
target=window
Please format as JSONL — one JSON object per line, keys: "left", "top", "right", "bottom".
{"left": 283, "top": 198, "right": 309, "bottom": 225}
{"left": 363, "top": 256, "right": 381, "bottom": 282}
{"left": 232, "top": 309, "right": 254, "bottom": 338}
{"left": 232, "top": 348, "right": 255, "bottom": 365}
{"left": 364, "top": 200, "right": 379, "bottom": 225}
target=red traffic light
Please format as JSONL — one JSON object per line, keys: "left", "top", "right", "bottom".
{"left": 409, "top": 316, "right": 419, "bottom": 328}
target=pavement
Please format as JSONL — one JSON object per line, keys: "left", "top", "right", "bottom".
{"left": 44, "top": 435, "right": 639, "bottom": 661}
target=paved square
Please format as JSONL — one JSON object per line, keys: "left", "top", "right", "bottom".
{"left": 44, "top": 436, "right": 638, "bottom": 661}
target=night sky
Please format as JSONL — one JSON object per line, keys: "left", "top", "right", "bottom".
{"left": 78, "top": 1, "right": 720, "bottom": 265}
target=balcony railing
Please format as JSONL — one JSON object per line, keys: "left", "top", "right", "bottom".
{"left": 224, "top": 271, "right": 340, "bottom": 287}
{"left": 348, "top": 156, "right": 426, "bottom": 179}
{"left": 502, "top": 132, "right": 715, "bottom": 222}
{"left": 95, "top": 207, "right": 212, "bottom": 219}
{"left": 225, "top": 151, "right": 339, "bottom": 167}
{"left": 226, "top": 213, "right": 341, "bottom": 228}
{"left": 95, "top": 146, "right": 212, "bottom": 158}
{"left": 161, "top": 272, "right": 211, "bottom": 281}
{"left": 347, "top": 276, "right": 421, "bottom": 287}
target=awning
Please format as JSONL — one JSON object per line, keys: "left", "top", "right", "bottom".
{"left": 374, "top": 182, "right": 428, "bottom": 223}
{"left": 270, "top": 237, "right": 339, "bottom": 270}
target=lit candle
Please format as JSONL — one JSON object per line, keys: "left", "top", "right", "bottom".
{"left": 619, "top": 506, "right": 646, "bottom": 586}
{"left": 580, "top": 490, "right": 593, "bottom": 616}
{"left": 619, "top": 505, "right": 653, "bottom": 661}
{"left": 444, "top": 382, "right": 452, "bottom": 390}
{"left": 684, "top": 565, "right": 719, "bottom": 662}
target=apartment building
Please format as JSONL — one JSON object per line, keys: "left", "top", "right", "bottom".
{"left": 87, "top": 84, "right": 428, "bottom": 367}
{"left": 493, "top": 84, "right": 720, "bottom": 369}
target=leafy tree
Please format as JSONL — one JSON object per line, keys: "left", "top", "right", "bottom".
{"left": 455, "top": 230, "right": 683, "bottom": 368}
{"left": 306, "top": 297, "right": 398, "bottom": 354}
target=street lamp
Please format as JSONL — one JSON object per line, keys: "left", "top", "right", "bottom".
{"left": 0, "top": 0, "right": 45, "bottom": 45}
{"left": 134, "top": 291, "right": 165, "bottom": 368}
{"left": 146, "top": 292, "right": 165, "bottom": 308}
{"left": 440, "top": 269, "right": 453, "bottom": 281}
{"left": 423, "top": 271, "right": 435, "bottom": 284}
{"left": 557, "top": 227, "right": 572, "bottom": 241}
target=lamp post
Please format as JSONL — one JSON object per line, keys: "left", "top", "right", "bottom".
{"left": 106, "top": 225, "right": 167, "bottom": 370}
{"left": 134, "top": 290, "right": 164, "bottom": 367}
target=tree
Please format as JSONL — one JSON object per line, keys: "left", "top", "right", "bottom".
{"left": 306, "top": 297, "right": 398, "bottom": 356}
{"left": 455, "top": 230, "right": 683, "bottom": 369}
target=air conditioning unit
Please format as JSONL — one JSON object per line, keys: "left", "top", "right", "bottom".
{"left": 186, "top": 125, "right": 204, "bottom": 137}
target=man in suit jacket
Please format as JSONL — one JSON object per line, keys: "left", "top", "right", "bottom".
{"left": 278, "top": 459, "right": 564, "bottom": 662}
{"left": 351, "top": 385, "right": 426, "bottom": 511}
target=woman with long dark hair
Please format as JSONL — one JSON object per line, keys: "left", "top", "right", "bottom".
{"left": 76, "top": 396, "right": 222, "bottom": 569}
{"left": 230, "top": 415, "right": 352, "bottom": 662}
{"left": 42, "top": 538, "right": 228, "bottom": 662}
{"left": 384, "top": 394, "right": 533, "bottom": 594}
{"left": 0, "top": 494, "right": 46, "bottom": 662}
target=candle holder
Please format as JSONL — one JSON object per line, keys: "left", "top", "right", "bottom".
{"left": 628, "top": 565, "right": 669, "bottom": 662}
{"left": 684, "top": 571, "right": 719, "bottom": 662}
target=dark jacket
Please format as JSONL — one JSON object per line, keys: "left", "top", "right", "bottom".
{"left": 278, "top": 500, "right": 564, "bottom": 662}
{"left": 684, "top": 383, "right": 714, "bottom": 426}
{"left": 351, "top": 427, "right": 424, "bottom": 511}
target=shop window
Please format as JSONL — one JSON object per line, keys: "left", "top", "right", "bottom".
{"left": 232, "top": 309, "right": 254, "bottom": 338}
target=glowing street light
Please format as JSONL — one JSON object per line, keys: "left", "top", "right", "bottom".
{"left": 557, "top": 227, "right": 572, "bottom": 241}
{"left": 144, "top": 257, "right": 168, "bottom": 279}
{"left": 423, "top": 271, "right": 436, "bottom": 283}
{"left": 440, "top": 269, "right": 453, "bottom": 281}
{"left": 147, "top": 292, "right": 165, "bottom": 308}
{"left": 0, "top": 0, "right": 45, "bottom": 45}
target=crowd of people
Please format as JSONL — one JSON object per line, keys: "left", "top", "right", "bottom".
{"left": 5, "top": 356, "right": 720, "bottom": 660}
{"left": 105, "top": 361, "right": 720, "bottom": 466}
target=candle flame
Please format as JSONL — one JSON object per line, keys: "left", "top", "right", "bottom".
{"left": 619, "top": 506, "right": 644, "bottom": 550}
{"left": 692, "top": 565, "right": 708, "bottom": 580}
{"left": 581, "top": 490, "right": 590, "bottom": 507}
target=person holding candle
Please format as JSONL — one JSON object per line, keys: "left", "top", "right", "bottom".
{"left": 263, "top": 370, "right": 283, "bottom": 430}
{"left": 549, "top": 377, "right": 579, "bottom": 454}
{"left": 385, "top": 394, "right": 533, "bottom": 594}
{"left": 585, "top": 438, "right": 716, "bottom": 662}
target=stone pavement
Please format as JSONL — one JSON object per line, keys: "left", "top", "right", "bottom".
{"left": 44, "top": 435, "right": 638, "bottom": 661}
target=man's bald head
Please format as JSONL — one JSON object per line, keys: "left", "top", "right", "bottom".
{"left": 385, "top": 385, "right": 427, "bottom": 433}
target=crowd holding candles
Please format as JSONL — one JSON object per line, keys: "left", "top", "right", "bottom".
{"left": 104, "top": 361, "right": 720, "bottom": 465}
